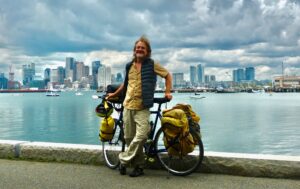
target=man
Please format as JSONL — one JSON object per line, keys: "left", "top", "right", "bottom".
{"left": 107, "top": 36, "right": 172, "bottom": 177}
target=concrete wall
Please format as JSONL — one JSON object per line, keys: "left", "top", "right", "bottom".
{"left": 0, "top": 140, "right": 299, "bottom": 179}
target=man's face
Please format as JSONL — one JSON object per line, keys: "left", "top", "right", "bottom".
{"left": 134, "top": 41, "right": 148, "bottom": 59}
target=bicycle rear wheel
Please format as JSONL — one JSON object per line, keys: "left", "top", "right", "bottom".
{"left": 102, "top": 120, "right": 125, "bottom": 169}
{"left": 154, "top": 128, "right": 204, "bottom": 176}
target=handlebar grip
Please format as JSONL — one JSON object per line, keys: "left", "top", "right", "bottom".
{"left": 153, "top": 97, "right": 170, "bottom": 104}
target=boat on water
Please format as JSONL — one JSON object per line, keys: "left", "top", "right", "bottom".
{"left": 215, "top": 87, "right": 238, "bottom": 93}
{"left": 46, "top": 92, "right": 60, "bottom": 97}
{"left": 190, "top": 95, "right": 206, "bottom": 99}
{"left": 75, "top": 92, "right": 83, "bottom": 96}
{"left": 247, "top": 89, "right": 265, "bottom": 93}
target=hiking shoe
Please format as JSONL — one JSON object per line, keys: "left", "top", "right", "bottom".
{"left": 129, "top": 167, "right": 144, "bottom": 177}
{"left": 119, "top": 164, "right": 126, "bottom": 175}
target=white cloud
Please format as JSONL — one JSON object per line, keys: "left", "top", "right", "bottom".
{"left": 0, "top": 0, "right": 300, "bottom": 82}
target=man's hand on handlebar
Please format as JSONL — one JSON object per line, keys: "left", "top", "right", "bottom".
{"left": 105, "top": 93, "right": 114, "bottom": 100}
{"left": 165, "top": 92, "right": 172, "bottom": 100}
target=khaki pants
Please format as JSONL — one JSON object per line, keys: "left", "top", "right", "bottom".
{"left": 119, "top": 108, "right": 150, "bottom": 167}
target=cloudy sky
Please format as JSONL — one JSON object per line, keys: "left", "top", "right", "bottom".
{"left": 1, "top": 0, "right": 300, "bottom": 82}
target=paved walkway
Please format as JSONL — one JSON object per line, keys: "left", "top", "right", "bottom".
{"left": 0, "top": 159, "right": 299, "bottom": 189}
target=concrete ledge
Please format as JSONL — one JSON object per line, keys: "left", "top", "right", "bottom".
{"left": 0, "top": 140, "right": 299, "bottom": 179}
{"left": 0, "top": 140, "right": 27, "bottom": 159}
{"left": 19, "top": 142, "right": 104, "bottom": 165}
{"left": 201, "top": 152, "right": 300, "bottom": 179}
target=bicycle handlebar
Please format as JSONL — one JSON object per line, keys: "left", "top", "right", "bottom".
{"left": 93, "top": 95, "right": 170, "bottom": 104}
{"left": 153, "top": 97, "right": 170, "bottom": 104}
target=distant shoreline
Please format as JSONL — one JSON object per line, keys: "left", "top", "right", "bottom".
{"left": 0, "top": 89, "right": 48, "bottom": 93}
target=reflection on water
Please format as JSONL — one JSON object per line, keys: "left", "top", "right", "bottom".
{"left": 0, "top": 92, "right": 299, "bottom": 156}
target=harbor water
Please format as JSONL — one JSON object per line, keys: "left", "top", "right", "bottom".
{"left": 0, "top": 91, "right": 299, "bottom": 156}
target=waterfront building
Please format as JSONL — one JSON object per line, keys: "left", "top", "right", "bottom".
{"left": 97, "top": 65, "right": 112, "bottom": 90}
{"left": 84, "top": 65, "right": 89, "bottom": 77}
{"left": 79, "top": 77, "right": 90, "bottom": 89}
{"left": 273, "top": 75, "right": 300, "bottom": 88}
{"left": 237, "top": 68, "right": 245, "bottom": 82}
{"left": 29, "top": 75, "right": 45, "bottom": 89}
{"left": 245, "top": 67, "right": 255, "bottom": 81}
{"left": 57, "top": 66, "right": 65, "bottom": 84}
{"left": 115, "top": 72, "right": 123, "bottom": 84}
{"left": 233, "top": 70, "right": 238, "bottom": 83}
{"left": 7, "top": 65, "right": 17, "bottom": 89}
{"left": 205, "top": 75, "right": 210, "bottom": 83}
{"left": 50, "top": 69, "right": 58, "bottom": 83}
{"left": 172, "top": 72, "right": 185, "bottom": 88}
{"left": 233, "top": 68, "right": 245, "bottom": 83}
{"left": 0, "top": 73, "right": 8, "bottom": 89}
{"left": 64, "top": 78, "right": 72, "bottom": 88}
{"left": 75, "top": 61, "right": 84, "bottom": 82}
{"left": 87, "top": 75, "right": 94, "bottom": 89}
{"left": 190, "top": 66, "right": 197, "bottom": 86}
{"left": 92, "top": 60, "right": 102, "bottom": 89}
{"left": 66, "top": 57, "right": 75, "bottom": 82}
{"left": 22, "top": 63, "right": 35, "bottom": 86}
{"left": 9, "top": 65, "right": 14, "bottom": 81}
{"left": 44, "top": 68, "right": 51, "bottom": 86}
{"left": 197, "top": 64, "right": 204, "bottom": 84}
{"left": 210, "top": 75, "right": 216, "bottom": 82}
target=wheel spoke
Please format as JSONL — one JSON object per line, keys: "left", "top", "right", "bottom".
{"left": 155, "top": 128, "right": 204, "bottom": 176}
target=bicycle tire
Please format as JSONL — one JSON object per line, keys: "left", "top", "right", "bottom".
{"left": 154, "top": 127, "right": 204, "bottom": 176}
{"left": 102, "top": 119, "right": 125, "bottom": 169}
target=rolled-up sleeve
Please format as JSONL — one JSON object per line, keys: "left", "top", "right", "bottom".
{"left": 154, "top": 62, "right": 169, "bottom": 78}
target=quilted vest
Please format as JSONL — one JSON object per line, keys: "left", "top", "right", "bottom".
{"left": 124, "top": 58, "right": 156, "bottom": 108}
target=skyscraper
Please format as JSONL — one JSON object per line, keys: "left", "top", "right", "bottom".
{"left": 22, "top": 63, "right": 35, "bottom": 86}
{"left": 204, "top": 75, "right": 210, "bottom": 83}
{"left": 172, "top": 73, "right": 185, "bottom": 88}
{"left": 84, "top": 66, "right": 90, "bottom": 77}
{"left": 57, "top": 66, "right": 65, "bottom": 84}
{"left": 233, "top": 70, "right": 238, "bottom": 82}
{"left": 190, "top": 66, "right": 197, "bottom": 86}
{"left": 245, "top": 67, "right": 255, "bottom": 81}
{"left": 116, "top": 72, "right": 123, "bottom": 83}
{"left": 98, "top": 65, "right": 112, "bottom": 89}
{"left": 197, "top": 64, "right": 204, "bottom": 84}
{"left": 233, "top": 68, "right": 246, "bottom": 82}
{"left": 0, "top": 73, "right": 8, "bottom": 89}
{"left": 210, "top": 75, "right": 216, "bottom": 82}
{"left": 44, "top": 68, "right": 51, "bottom": 85}
{"left": 50, "top": 69, "right": 58, "bottom": 83}
{"left": 75, "top": 61, "right": 84, "bottom": 81}
{"left": 92, "top": 60, "right": 102, "bottom": 89}
{"left": 237, "top": 68, "right": 245, "bottom": 82}
{"left": 65, "top": 57, "right": 75, "bottom": 82}
{"left": 9, "top": 65, "right": 14, "bottom": 81}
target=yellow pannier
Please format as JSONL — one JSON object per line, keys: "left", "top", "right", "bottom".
{"left": 99, "top": 116, "right": 115, "bottom": 141}
{"left": 161, "top": 108, "right": 195, "bottom": 156}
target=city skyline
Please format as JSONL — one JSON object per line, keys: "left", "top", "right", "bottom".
{"left": 0, "top": 0, "right": 300, "bottom": 82}
{"left": 0, "top": 58, "right": 271, "bottom": 86}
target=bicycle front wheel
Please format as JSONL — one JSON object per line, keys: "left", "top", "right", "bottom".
{"left": 102, "top": 120, "right": 125, "bottom": 169}
{"left": 154, "top": 128, "right": 204, "bottom": 176}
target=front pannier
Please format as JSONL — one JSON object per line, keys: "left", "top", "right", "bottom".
{"left": 99, "top": 116, "right": 115, "bottom": 141}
